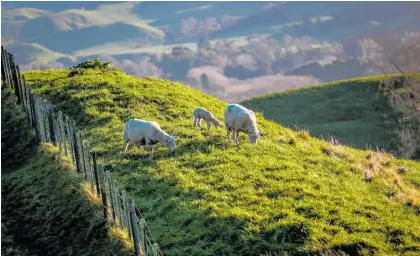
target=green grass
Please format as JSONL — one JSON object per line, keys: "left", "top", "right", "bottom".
{"left": 1, "top": 88, "right": 132, "bottom": 255}
{"left": 241, "top": 76, "right": 403, "bottom": 155}
{"left": 1, "top": 143, "right": 133, "bottom": 256}
{"left": 23, "top": 68, "right": 420, "bottom": 255}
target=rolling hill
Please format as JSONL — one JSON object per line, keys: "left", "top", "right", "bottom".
{"left": 241, "top": 75, "right": 420, "bottom": 160}
{"left": 21, "top": 66, "right": 420, "bottom": 255}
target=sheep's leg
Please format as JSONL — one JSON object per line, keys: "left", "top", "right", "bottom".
{"left": 226, "top": 126, "right": 232, "bottom": 142}
{"left": 198, "top": 118, "right": 203, "bottom": 127}
{"left": 145, "top": 138, "right": 154, "bottom": 158}
{"left": 193, "top": 115, "right": 198, "bottom": 127}
{"left": 235, "top": 131, "right": 240, "bottom": 144}
{"left": 149, "top": 145, "right": 154, "bottom": 158}
{"left": 124, "top": 140, "right": 130, "bottom": 154}
{"left": 206, "top": 120, "right": 211, "bottom": 129}
{"left": 234, "top": 131, "right": 239, "bottom": 144}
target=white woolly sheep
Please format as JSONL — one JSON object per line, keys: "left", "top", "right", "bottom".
{"left": 123, "top": 118, "right": 176, "bottom": 157}
{"left": 224, "top": 104, "right": 265, "bottom": 145}
{"left": 192, "top": 107, "right": 221, "bottom": 129}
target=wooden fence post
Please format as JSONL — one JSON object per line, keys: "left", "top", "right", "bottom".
{"left": 58, "top": 111, "right": 67, "bottom": 154}
{"left": 7, "top": 53, "right": 16, "bottom": 93}
{"left": 139, "top": 218, "right": 147, "bottom": 255}
{"left": 1, "top": 46, "right": 7, "bottom": 88}
{"left": 28, "top": 88, "right": 36, "bottom": 127}
{"left": 113, "top": 180, "right": 122, "bottom": 228}
{"left": 106, "top": 171, "right": 116, "bottom": 220}
{"left": 98, "top": 163, "right": 108, "bottom": 219}
{"left": 92, "top": 153, "right": 100, "bottom": 195}
{"left": 129, "top": 199, "right": 141, "bottom": 256}
{"left": 77, "top": 131, "right": 86, "bottom": 178}
{"left": 20, "top": 75, "right": 27, "bottom": 113}
{"left": 65, "top": 116, "right": 75, "bottom": 161}
{"left": 16, "top": 65, "right": 25, "bottom": 108}
{"left": 50, "top": 109, "right": 58, "bottom": 146}
{"left": 40, "top": 100, "right": 48, "bottom": 142}
{"left": 45, "top": 102, "right": 55, "bottom": 144}
{"left": 43, "top": 99, "right": 51, "bottom": 142}
{"left": 35, "top": 96, "right": 46, "bottom": 142}
{"left": 68, "top": 118, "right": 76, "bottom": 164}
{"left": 53, "top": 111, "right": 63, "bottom": 151}
{"left": 122, "top": 190, "right": 132, "bottom": 239}
{"left": 22, "top": 76, "right": 33, "bottom": 124}
{"left": 3, "top": 49, "right": 12, "bottom": 89}
{"left": 152, "top": 243, "right": 159, "bottom": 256}
{"left": 70, "top": 119, "right": 82, "bottom": 173}
{"left": 84, "top": 142, "right": 94, "bottom": 192}
{"left": 9, "top": 54, "right": 21, "bottom": 103}
{"left": 32, "top": 95, "right": 40, "bottom": 138}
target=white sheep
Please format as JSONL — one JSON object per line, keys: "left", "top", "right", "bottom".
{"left": 224, "top": 104, "right": 265, "bottom": 145}
{"left": 123, "top": 118, "right": 176, "bottom": 157}
{"left": 192, "top": 107, "right": 221, "bottom": 129}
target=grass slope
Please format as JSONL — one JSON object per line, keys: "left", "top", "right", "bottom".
{"left": 241, "top": 76, "right": 401, "bottom": 154}
{"left": 1, "top": 88, "right": 132, "bottom": 256}
{"left": 1, "top": 143, "right": 133, "bottom": 256}
{"left": 23, "top": 68, "right": 420, "bottom": 255}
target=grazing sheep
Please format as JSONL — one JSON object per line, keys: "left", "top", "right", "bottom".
{"left": 224, "top": 104, "right": 265, "bottom": 145}
{"left": 123, "top": 118, "right": 176, "bottom": 157}
{"left": 192, "top": 107, "right": 221, "bottom": 129}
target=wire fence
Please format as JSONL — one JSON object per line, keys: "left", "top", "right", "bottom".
{"left": 1, "top": 46, "right": 163, "bottom": 256}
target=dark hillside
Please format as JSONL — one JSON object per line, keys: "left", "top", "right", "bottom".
{"left": 242, "top": 75, "right": 420, "bottom": 160}
{"left": 1, "top": 88, "right": 132, "bottom": 256}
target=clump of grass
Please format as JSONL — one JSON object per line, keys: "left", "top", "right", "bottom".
{"left": 22, "top": 68, "right": 420, "bottom": 256}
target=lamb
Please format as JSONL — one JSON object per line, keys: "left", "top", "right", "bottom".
{"left": 192, "top": 107, "right": 221, "bottom": 129}
{"left": 224, "top": 104, "right": 265, "bottom": 145}
{"left": 123, "top": 118, "right": 176, "bottom": 157}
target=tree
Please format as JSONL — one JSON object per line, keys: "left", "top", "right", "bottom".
{"left": 372, "top": 31, "right": 420, "bottom": 159}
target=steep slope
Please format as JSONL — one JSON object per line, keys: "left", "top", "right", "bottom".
{"left": 23, "top": 68, "right": 420, "bottom": 255}
{"left": 1, "top": 88, "right": 132, "bottom": 256}
{"left": 241, "top": 75, "right": 420, "bottom": 160}
{"left": 1, "top": 144, "right": 133, "bottom": 256}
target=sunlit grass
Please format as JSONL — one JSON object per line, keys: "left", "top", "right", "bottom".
{"left": 23, "top": 68, "right": 420, "bottom": 255}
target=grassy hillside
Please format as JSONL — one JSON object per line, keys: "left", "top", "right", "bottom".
{"left": 23, "top": 68, "right": 420, "bottom": 255}
{"left": 242, "top": 76, "right": 404, "bottom": 154}
{"left": 1, "top": 88, "right": 132, "bottom": 256}
{"left": 241, "top": 75, "right": 420, "bottom": 160}
{"left": 1, "top": 143, "right": 133, "bottom": 256}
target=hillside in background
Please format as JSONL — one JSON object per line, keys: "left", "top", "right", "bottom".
{"left": 2, "top": 1, "right": 420, "bottom": 101}
{"left": 19, "top": 65, "right": 420, "bottom": 256}
{"left": 241, "top": 75, "right": 420, "bottom": 160}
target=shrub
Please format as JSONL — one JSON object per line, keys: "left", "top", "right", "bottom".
{"left": 71, "top": 57, "right": 112, "bottom": 70}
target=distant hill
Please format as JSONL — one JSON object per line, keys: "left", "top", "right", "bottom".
{"left": 284, "top": 58, "right": 377, "bottom": 82}
{"left": 242, "top": 75, "right": 420, "bottom": 160}
{"left": 20, "top": 65, "right": 420, "bottom": 255}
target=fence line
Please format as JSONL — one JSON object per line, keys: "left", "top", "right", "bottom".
{"left": 1, "top": 46, "right": 163, "bottom": 256}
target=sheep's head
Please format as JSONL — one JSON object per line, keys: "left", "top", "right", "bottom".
{"left": 248, "top": 131, "right": 266, "bottom": 145}
{"left": 165, "top": 136, "right": 177, "bottom": 151}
